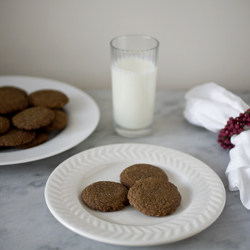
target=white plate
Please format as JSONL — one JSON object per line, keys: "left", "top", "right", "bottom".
{"left": 45, "top": 143, "right": 226, "bottom": 246}
{"left": 0, "top": 75, "right": 100, "bottom": 165}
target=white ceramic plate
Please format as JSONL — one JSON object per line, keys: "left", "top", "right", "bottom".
{"left": 45, "top": 143, "right": 226, "bottom": 246}
{"left": 0, "top": 75, "right": 100, "bottom": 165}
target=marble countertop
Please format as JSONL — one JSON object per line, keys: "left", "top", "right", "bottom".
{"left": 1, "top": 89, "right": 250, "bottom": 250}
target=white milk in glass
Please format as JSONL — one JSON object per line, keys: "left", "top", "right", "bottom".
{"left": 112, "top": 57, "right": 157, "bottom": 130}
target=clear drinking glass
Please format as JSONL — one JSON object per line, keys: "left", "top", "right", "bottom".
{"left": 110, "top": 34, "right": 159, "bottom": 138}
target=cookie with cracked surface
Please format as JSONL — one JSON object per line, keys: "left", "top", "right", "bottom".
{"left": 12, "top": 107, "right": 55, "bottom": 130}
{"left": 120, "top": 163, "right": 168, "bottom": 188}
{"left": 127, "top": 177, "right": 181, "bottom": 217}
{"left": 28, "top": 89, "right": 69, "bottom": 109}
{"left": 0, "top": 86, "right": 29, "bottom": 114}
{"left": 81, "top": 181, "right": 129, "bottom": 212}
{"left": 0, "top": 129, "right": 36, "bottom": 147}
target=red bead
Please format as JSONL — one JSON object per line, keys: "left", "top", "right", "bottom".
{"left": 218, "top": 108, "right": 250, "bottom": 150}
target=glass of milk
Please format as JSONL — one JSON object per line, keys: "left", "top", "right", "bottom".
{"left": 110, "top": 34, "right": 159, "bottom": 138}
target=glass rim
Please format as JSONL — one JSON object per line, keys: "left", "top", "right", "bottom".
{"left": 110, "top": 34, "right": 159, "bottom": 52}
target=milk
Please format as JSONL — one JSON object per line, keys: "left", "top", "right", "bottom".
{"left": 111, "top": 57, "right": 157, "bottom": 130}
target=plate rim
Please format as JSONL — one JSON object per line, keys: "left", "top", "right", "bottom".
{"left": 45, "top": 143, "right": 226, "bottom": 246}
{"left": 0, "top": 75, "right": 100, "bottom": 165}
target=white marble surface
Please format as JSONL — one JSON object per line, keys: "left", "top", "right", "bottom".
{"left": 1, "top": 89, "right": 250, "bottom": 250}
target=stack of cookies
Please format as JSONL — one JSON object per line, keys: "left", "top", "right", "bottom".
{"left": 81, "top": 163, "right": 181, "bottom": 217}
{"left": 0, "top": 86, "right": 69, "bottom": 149}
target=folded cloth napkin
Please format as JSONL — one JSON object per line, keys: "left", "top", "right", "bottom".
{"left": 184, "top": 82, "right": 250, "bottom": 209}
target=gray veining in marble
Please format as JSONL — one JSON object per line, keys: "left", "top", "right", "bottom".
{"left": 1, "top": 89, "right": 250, "bottom": 250}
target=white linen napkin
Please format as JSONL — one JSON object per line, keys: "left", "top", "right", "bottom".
{"left": 184, "top": 82, "right": 250, "bottom": 209}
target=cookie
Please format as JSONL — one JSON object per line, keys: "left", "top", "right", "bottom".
{"left": 0, "top": 86, "right": 28, "bottom": 114}
{"left": 43, "top": 110, "right": 68, "bottom": 131}
{"left": 12, "top": 107, "right": 55, "bottom": 130}
{"left": 17, "top": 131, "right": 48, "bottom": 149}
{"left": 127, "top": 178, "right": 181, "bottom": 217}
{"left": 120, "top": 164, "right": 168, "bottom": 188}
{"left": 81, "top": 181, "right": 129, "bottom": 212}
{"left": 0, "top": 129, "right": 36, "bottom": 147}
{"left": 28, "top": 89, "right": 69, "bottom": 109}
{"left": 0, "top": 116, "right": 10, "bottom": 134}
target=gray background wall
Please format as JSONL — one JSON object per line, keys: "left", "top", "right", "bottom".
{"left": 0, "top": 0, "right": 249, "bottom": 91}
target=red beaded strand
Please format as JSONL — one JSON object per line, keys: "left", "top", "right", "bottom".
{"left": 218, "top": 108, "right": 250, "bottom": 149}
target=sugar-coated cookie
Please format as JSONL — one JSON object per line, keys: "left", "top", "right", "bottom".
{"left": 0, "top": 129, "right": 36, "bottom": 147}
{"left": 0, "top": 86, "right": 28, "bottom": 114}
{"left": 12, "top": 107, "right": 55, "bottom": 130}
{"left": 44, "top": 110, "right": 68, "bottom": 131}
{"left": 128, "top": 177, "right": 181, "bottom": 217}
{"left": 120, "top": 163, "right": 168, "bottom": 188}
{"left": 81, "top": 181, "right": 129, "bottom": 212}
{"left": 28, "top": 89, "right": 69, "bottom": 109}
{"left": 17, "top": 131, "right": 48, "bottom": 149}
{"left": 0, "top": 116, "right": 10, "bottom": 134}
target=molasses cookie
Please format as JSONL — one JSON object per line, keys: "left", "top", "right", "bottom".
{"left": 17, "top": 131, "right": 48, "bottom": 149}
{"left": 0, "top": 116, "right": 10, "bottom": 134}
{"left": 43, "top": 109, "right": 68, "bottom": 131}
{"left": 0, "top": 86, "right": 28, "bottom": 114}
{"left": 0, "top": 129, "right": 36, "bottom": 147}
{"left": 12, "top": 107, "right": 55, "bottom": 130}
{"left": 127, "top": 177, "right": 181, "bottom": 217}
{"left": 81, "top": 181, "right": 129, "bottom": 212}
{"left": 120, "top": 164, "right": 168, "bottom": 188}
{"left": 28, "top": 89, "right": 69, "bottom": 109}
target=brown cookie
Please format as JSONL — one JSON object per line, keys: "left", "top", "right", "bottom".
{"left": 81, "top": 181, "right": 129, "bottom": 212}
{"left": 28, "top": 89, "right": 69, "bottom": 109}
{"left": 0, "top": 86, "right": 29, "bottom": 114}
{"left": 43, "top": 110, "right": 68, "bottom": 131}
{"left": 128, "top": 178, "right": 181, "bottom": 217}
{"left": 12, "top": 107, "right": 55, "bottom": 130}
{"left": 0, "top": 116, "right": 10, "bottom": 134}
{"left": 0, "top": 129, "right": 36, "bottom": 147}
{"left": 120, "top": 164, "right": 168, "bottom": 188}
{"left": 17, "top": 131, "right": 48, "bottom": 149}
